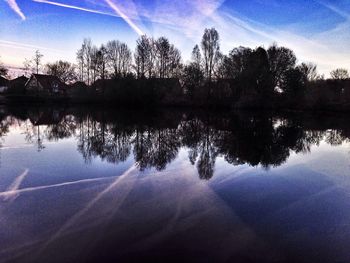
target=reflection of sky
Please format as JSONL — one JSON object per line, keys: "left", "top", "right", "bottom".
{"left": 1, "top": 121, "right": 350, "bottom": 261}
{"left": 1, "top": 0, "right": 350, "bottom": 75}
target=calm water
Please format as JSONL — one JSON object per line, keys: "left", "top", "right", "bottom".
{"left": 1, "top": 106, "right": 350, "bottom": 263}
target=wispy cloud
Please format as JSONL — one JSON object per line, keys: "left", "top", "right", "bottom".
{"left": 0, "top": 39, "right": 65, "bottom": 53}
{"left": 316, "top": 0, "right": 350, "bottom": 19}
{"left": 146, "top": 0, "right": 350, "bottom": 75}
{"left": 5, "top": 0, "right": 26, "bottom": 20}
{"left": 3, "top": 0, "right": 350, "bottom": 75}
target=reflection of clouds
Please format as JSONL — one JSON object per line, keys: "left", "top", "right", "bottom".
{"left": 38, "top": 164, "right": 138, "bottom": 255}
{"left": 99, "top": 167, "right": 266, "bottom": 261}
{"left": 3, "top": 169, "right": 29, "bottom": 202}
{"left": 0, "top": 163, "right": 269, "bottom": 262}
{"left": 0, "top": 175, "right": 116, "bottom": 198}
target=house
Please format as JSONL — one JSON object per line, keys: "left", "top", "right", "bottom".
{"left": 10, "top": 75, "right": 28, "bottom": 88}
{"left": 69, "top": 81, "right": 88, "bottom": 90}
{"left": 90, "top": 78, "right": 184, "bottom": 105}
{"left": 0, "top": 76, "right": 9, "bottom": 93}
{"left": 8, "top": 76, "right": 28, "bottom": 94}
{"left": 25, "top": 74, "right": 67, "bottom": 94}
{"left": 68, "top": 81, "right": 88, "bottom": 94}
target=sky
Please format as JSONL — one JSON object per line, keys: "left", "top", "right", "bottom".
{"left": 1, "top": 0, "right": 350, "bottom": 76}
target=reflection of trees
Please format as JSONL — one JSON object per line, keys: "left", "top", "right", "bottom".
{"left": 23, "top": 109, "right": 69, "bottom": 151}
{"left": 77, "top": 117, "right": 133, "bottom": 164}
{"left": 23, "top": 122, "right": 45, "bottom": 152}
{"left": 180, "top": 118, "right": 220, "bottom": 180}
{"left": 133, "top": 126, "right": 180, "bottom": 171}
{"left": 45, "top": 115, "right": 77, "bottom": 141}
{"left": 0, "top": 118, "right": 10, "bottom": 137}
{"left": 217, "top": 116, "right": 284, "bottom": 168}
{"left": 11, "top": 107, "right": 350, "bottom": 180}
{"left": 181, "top": 114, "right": 326, "bottom": 174}
{"left": 0, "top": 116, "right": 12, "bottom": 167}
{"left": 325, "top": 130, "right": 348, "bottom": 146}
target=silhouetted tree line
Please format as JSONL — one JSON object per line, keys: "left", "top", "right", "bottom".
{"left": 75, "top": 36, "right": 182, "bottom": 84}
{"left": 4, "top": 28, "right": 350, "bottom": 110}
{"left": 3, "top": 106, "right": 350, "bottom": 180}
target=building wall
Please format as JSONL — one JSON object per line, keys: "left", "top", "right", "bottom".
{"left": 26, "top": 77, "right": 43, "bottom": 91}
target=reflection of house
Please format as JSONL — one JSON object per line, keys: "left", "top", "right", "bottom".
{"left": 0, "top": 76, "right": 9, "bottom": 93}
{"left": 29, "top": 110, "right": 63, "bottom": 126}
{"left": 25, "top": 74, "right": 66, "bottom": 94}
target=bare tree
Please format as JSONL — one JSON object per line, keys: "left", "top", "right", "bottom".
{"left": 147, "top": 37, "right": 157, "bottom": 78}
{"left": 33, "top": 50, "right": 43, "bottom": 74}
{"left": 192, "top": 45, "right": 202, "bottom": 70}
{"left": 134, "top": 35, "right": 152, "bottom": 78}
{"left": 76, "top": 39, "right": 93, "bottom": 84}
{"left": 76, "top": 48, "right": 84, "bottom": 82}
{"left": 119, "top": 43, "right": 132, "bottom": 77}
{"left": 106, "top": 40, "right": 120, "bottom": 77}
{"left": 168, "top": 45, "right": 182, "bottom": 78}
{"left": 23, "top": 58, "right": 32, "bottom": 77}
{"left": 46, "top": 60, "right": 77, "bottom": 83}
{"left": 330, "top": 68, "right": 349, "bottom": 80}
{"left": 298, "top": 62, "right": 319, "bottom": 81}
{"left": 201, "top": 28, "right": 220, "bottom": 81}
{"left": 267, "top": 43, "right": 296, "bottom": 87}
{"left": 90, "top": 45, "right": 99, "bottom": 83}
{"left": 107, "top": 40, "right": 132, "bottom": 78}
{"left": 97, "top": 45, "right": 108, "bottom": 80}
{"left": 84, "top": 39, "right": 93, "bottom": 84}
{"left": 156, "top": 37, "right": 170, "bottom": 78}
{"left": 213, "top": 51, "right": 226, "bottom": 80}
{"left": 0, "top": 57, "right": 7, "bottom": 77}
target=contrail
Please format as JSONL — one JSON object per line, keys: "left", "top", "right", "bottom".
{"left": 104, "top": 0, "right": 144, "bottom": 35}
{"left": 32, "top": 0, "right": 144, "bottom": 35}
{"left": 32, "top": 0, "right": 118, "bottom": 17}
{"left": 5, "top": 0, "right": 26, "bottom": 20}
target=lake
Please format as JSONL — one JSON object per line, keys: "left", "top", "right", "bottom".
{"left": 1, "top": 106, "right": 350, "bottom": 263}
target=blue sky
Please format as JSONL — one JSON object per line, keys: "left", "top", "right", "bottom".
{"left": 1, "top": 0, "right": 350, "bottom": 75}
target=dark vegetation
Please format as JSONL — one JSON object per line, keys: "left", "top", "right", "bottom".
{"left": 2, "top": 28, "right": 350, "bottom": 111}
{"left": 1, "top": 106, "right": 349, "bottom": 180}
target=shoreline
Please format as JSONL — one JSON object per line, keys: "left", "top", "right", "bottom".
{"left": 1, "top": 95, "right": 350, "bottom": 114}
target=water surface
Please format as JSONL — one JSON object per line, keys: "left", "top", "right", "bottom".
{"left": 1, "top": 106, "right": 350, "bottom": 263}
